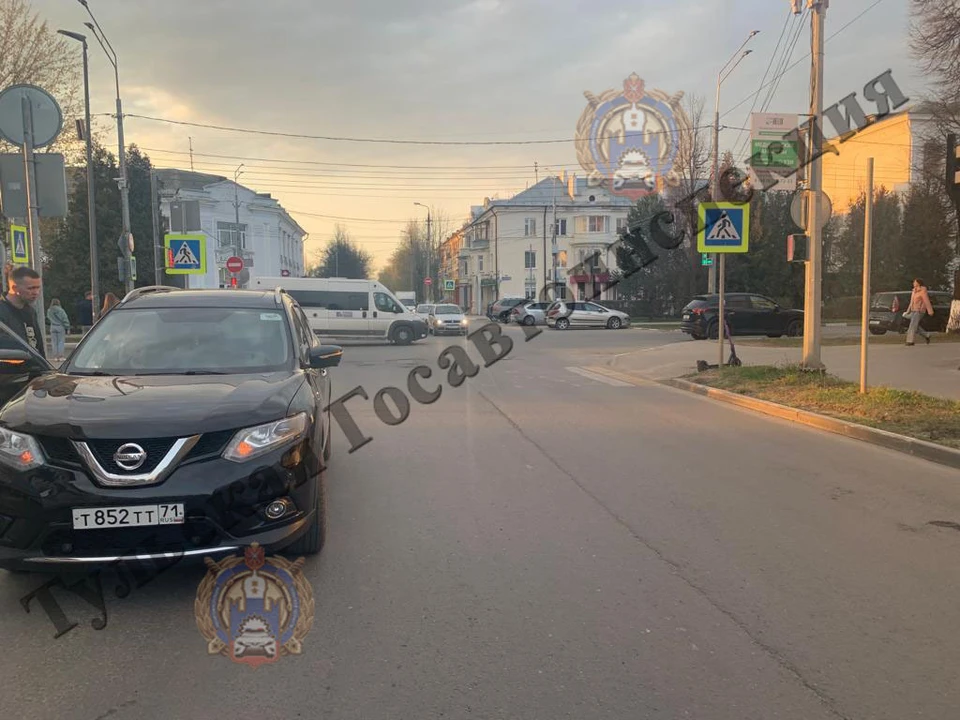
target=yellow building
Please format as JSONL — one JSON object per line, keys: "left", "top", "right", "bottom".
{"left": 820, "top": 108, "right": 935, "bottom": 214}
{"left": 439, "top": 228, "right": 464, "bottom": 302}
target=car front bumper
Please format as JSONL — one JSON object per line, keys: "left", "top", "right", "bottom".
{"left": 0, "top": 441, "right": 318, "bottom": 571}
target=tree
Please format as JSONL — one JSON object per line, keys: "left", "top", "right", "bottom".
{"left": 897, "top": 181, "right": 954, "bottom": 291}
{"left": 306, "top": 225, "right": 372, "bottom": 279}
{"left": 910, "top": 0, "right": 960, "bottom": 127}
{"left": 0, "top": 0, "right": 84, "bottom": 160}
{"left": 377, "top": 221, "right": 430, "bottom": 296}
{"left": 41, "top": 141, "right": 161, "bottom": 321}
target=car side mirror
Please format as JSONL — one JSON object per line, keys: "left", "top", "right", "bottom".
{"left": 0, "top": 349, "right": 47, "bottom": 375}
{"left": 308, "top": 344, "right": 343, "bottom": 369}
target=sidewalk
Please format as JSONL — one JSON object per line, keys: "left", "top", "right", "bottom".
{"left": 612, "top": 336, "right": 960, "bottom": 402}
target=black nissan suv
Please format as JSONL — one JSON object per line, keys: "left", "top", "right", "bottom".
{"left": 0, "top": 286, "right": 342, "bottom": 572}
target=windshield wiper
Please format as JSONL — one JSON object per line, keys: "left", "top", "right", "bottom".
{"left": 131, "top": 370, "right": 229, "bottom": 376}
{"left": 70, "top": 371, "right": 114, "bottom": 377}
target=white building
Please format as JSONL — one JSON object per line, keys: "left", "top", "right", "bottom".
{"left": 155, "top": 169, "right": 307, "bottom": 289}
{"left": 458, "top": 174, "right": 634, "bottom": 313}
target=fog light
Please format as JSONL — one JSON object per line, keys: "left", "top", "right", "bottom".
{"left": 264, "top": 500, "right": 290, "bottom": 520}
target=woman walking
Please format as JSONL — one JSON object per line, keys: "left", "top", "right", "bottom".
{"left": 46, "top": 299, "right": 70, "bottom": 362}
{"left": 905, "top": 278, "right": 934, "bottom": 346}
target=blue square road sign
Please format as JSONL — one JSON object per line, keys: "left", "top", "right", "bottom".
{"left": 697, "top": 203, "right": 750, "bottom": 253}
{"left": 164, "top": 233, "right": 206, "bottom": 275}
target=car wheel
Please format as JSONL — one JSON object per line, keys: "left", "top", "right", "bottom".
{"left": 707, "top": 321, "right": 719, "bottom": 339}
{"left": 555, "top": 317, "right": 570, "bottom": 330}
{"left": 786, "top": 320, "right": 802, "bottom": 337}
{"left": 607, "top": 317, "right": 622, "bottom": 330}
{"left": 285, "top": 469, "right": 326, "bottom": 556}
{"left": 499, "top": 312, "right": 511, "bottom": 323}
{"left": 392, "top": 325, "right": 414, "bottom": 345}
{"left": 869, "top": 328, "right": 886, "bottom": 335}
{"left": 522, "top": 315, "right": 535, "bottom": 326}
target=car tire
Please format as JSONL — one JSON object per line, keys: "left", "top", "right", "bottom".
{"left": 523, "top": 315, "right": 535, "bottom": 326}
{"left": 285, "top": 469, "right": 326, "bottom": 556}
{"left": 391, "top": 325, "right": 414, "bottom": 345}
{"left": 707, "top": 321, "right": 719, "bottom": 339}
{"left": 786, "top": 320, "right": 802, "bottom": 337}
{"left": 555, "top": 317, "right": 570, "bottom": 330}
{"left": 607, "top": 317, "right": 622, "bottom": 329}
{"left": 869, "top": 328, "right": 886, "bottom": 335}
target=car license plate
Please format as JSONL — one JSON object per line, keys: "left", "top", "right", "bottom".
{"left": 683, "top": 314, "right": 691, "bottom": 320}
{"left": 71, "top": 504, "right": 185, "bottom": 530}
{"left": 869, "top": 319, "right": 880, "bottom": 325}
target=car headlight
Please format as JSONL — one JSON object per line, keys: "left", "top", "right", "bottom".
{"left": 223, "top": 413, "right": 309, "bottom": 463}
{"left": 0, "top": 427, "right": 45, "bottom": 471}
{"left": 461, "top": 318, "right": 468, "bottom": 324}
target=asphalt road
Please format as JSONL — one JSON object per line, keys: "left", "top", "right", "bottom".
{"left": 4, "top": 323, "right": 960, "bottom": 720}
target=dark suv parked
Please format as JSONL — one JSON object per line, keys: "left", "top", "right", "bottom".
{"left": 681, "top": 293, "right": 804, "bottom": 340}
{"left": 0, "top": 286, "right": 342, "bottom": 572}
{"left": 868, "top": 290, "right": 952, "bottom": 335}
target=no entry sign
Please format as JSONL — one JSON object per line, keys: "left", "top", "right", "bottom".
{"left": 226, "top": 256, "right": 243, "bottom": 273}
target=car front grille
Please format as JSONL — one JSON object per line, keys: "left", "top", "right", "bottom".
{"left": 36, "top": 429, "right": 237, "bottom": 473}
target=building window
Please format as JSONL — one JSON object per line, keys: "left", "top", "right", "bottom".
{"left": 555, "top": 250, "right": 568, "bottom": 268}
{"left": 552, "top": 218, "right": 567, "bottom": 236}
{"left": 217, "top": 221, "right": 246, "bottom": 249}
{"left": 575, "top": 216, "right": 609, "bottom": 234}
{"left": 478, "top": 256, "right": 484, "bottom": 272}
{"left": 616, "top": 217, "right": 629, "bottom": 233}
{"left": 524, "top": 281, "right": 536, "bottom": 299}
{"left": 524, "top": 250, "right": 536, "bottom": 269}
{"left": 524, "top": 218, "right": 537, "bottom": 236}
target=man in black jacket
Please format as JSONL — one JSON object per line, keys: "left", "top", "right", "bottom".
{"left": 0, "top": 266, "right": 46, "bottom": 359}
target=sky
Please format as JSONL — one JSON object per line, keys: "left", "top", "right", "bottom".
{"left": 28, "top": 0, "right": 926, "bottom": 275}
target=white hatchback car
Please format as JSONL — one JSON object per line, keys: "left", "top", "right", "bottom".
{"left": 428, "top": 303, "right": 469, "bottom": 335}
{"left": 546, "top": 301, "right": 630, "bottom": 330}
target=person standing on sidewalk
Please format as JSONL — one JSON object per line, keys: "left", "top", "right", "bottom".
{"left": 947, "top": 267, "right": 960, "bottom": 334}
{"left": 46, "top": 299, "right": 70, "bottom": 363}
{"left": 905, "top": 278, "right": 934, "bottom": 346}
{"left": 0, "top": 266, "right": 46, "bottom": 359}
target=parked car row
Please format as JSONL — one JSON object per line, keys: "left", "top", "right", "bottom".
{"left": 489, "top": 296, "right": 631, "bottom": 330}
{"left": 681, "top": 293, "right": 803, "bottom": 340}
{"left": 868, "top": 290, "right": 952, "bottom": 334}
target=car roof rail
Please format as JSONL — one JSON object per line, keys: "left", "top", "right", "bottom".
{"left": 120, "top": 285, "right": 181, "bottom": 304}
{"left": 273, "top": 286, "right": 288, "bottom": 306}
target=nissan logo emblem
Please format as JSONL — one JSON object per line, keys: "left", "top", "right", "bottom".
{"left": 113, "top": 443, "right": 147, "bottom": 471}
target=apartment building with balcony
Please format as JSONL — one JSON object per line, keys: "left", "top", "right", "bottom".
{"left": 457, "top": 174, "right": 634, "bottom": 313}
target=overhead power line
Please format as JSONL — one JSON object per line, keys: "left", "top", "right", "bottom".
{"left": 124, "top": 113, "right": 716, "bottom": 146}
{"left": 721, "top": 0, "right": 888, "bottom": 121}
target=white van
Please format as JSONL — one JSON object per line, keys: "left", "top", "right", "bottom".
{"left": 252, "top": 277, "right": 429, "bottom": 344}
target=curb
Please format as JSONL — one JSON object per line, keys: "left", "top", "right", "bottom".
{"left": 663, "top": 377, "right": 960, "bottom": 471}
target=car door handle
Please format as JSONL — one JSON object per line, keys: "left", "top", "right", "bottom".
{"left": 362, "top": 311, "right": 367, "bottom": 318}
{"left": 373, "top": 311, "right": 378, "bottom": 318}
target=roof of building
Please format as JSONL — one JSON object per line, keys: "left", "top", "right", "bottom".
{"left": 481, "top": 177, "right": 635, "bottom": 209}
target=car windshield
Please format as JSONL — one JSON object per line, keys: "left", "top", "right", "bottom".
{"left": 416, "top": 305, "right": 434, "bottom": 313}
{"left": 434, "top": 305, "right": 461, "bottom": 314}
{"left": 67, "top": 306, "right": 293, "bottom": 375}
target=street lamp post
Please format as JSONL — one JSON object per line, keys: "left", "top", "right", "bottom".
{"left": 708, "top": 30, "right": 759, "bottom": 294}
{"left": 57, "top": 29, "right": 100, "bottom": 321}
{"left": 77, "top": 0, "right": 133, "bottom": 294}
{"left": 414, "top": 202, "right": 431, "bottom": 301}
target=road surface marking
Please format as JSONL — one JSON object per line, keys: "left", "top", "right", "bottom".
{"left": 580, "top": 366, "right": 659, "bottom": 387}
{"left": 565, "top": 367, "right": 634, "bottom": 387}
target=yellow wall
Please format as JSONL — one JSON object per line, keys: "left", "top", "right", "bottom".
{"left": 821, "top": 112, "right": 913, "bottom": 215}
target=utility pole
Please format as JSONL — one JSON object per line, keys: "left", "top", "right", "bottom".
{"left": 802, "top": 0, "right": 827, "bottom": 369}
{"left": 150, "top": 169, "right": 161, "bottom": 286}
{"left": 426, "top": 210, "right": 432, "bottom": 301}
{"left": 80, "top": 4, "right": 133, "bottom": 294}
{"left": 20, "top": 96, "right": 46, "bottom": 349}
{"left": 859, "top": 157, "right": 874, "bottom": 394}
{"left": 189, "top": 137, "right": 194, "bottom": 171}
{"left": 709, "top": 31, "right": 758, "bottom": 294}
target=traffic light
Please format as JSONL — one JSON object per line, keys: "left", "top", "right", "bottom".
{"left": 787, "top": 234, "right": 808, "bottom": 262}
{"left": 947, "top": 133, "right": 960, "bottom": 202}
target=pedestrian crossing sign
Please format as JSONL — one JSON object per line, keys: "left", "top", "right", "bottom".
{"left": 697, "top": 202, "right": 750, "bottom": 253}
{"left": 9, "top": 225, "right": 28, "bottom": 264}
{"left": 164, "top": 233, "right": 206, "bottom": 275}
